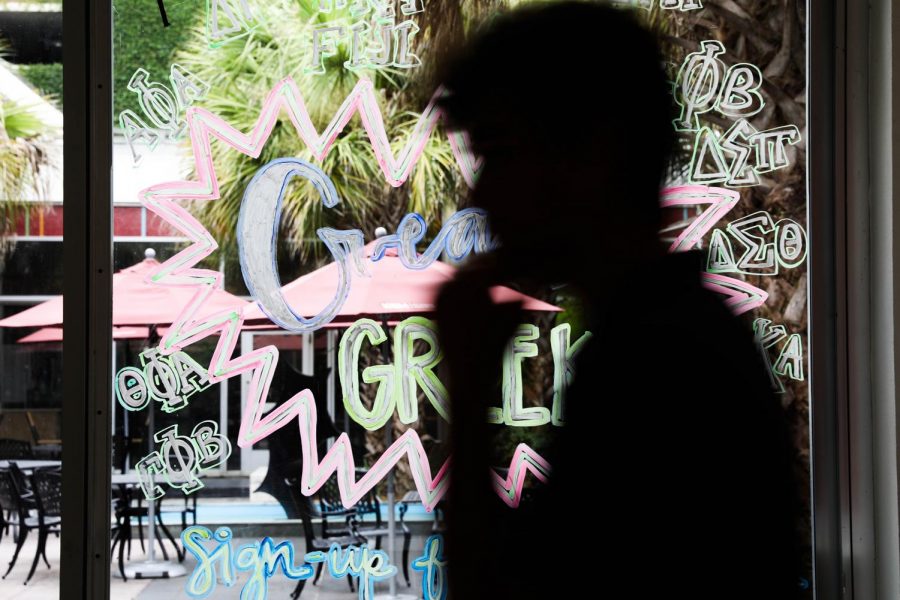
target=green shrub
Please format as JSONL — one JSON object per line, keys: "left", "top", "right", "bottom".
{"left": 18, "top": 63, "right": 62, "bottom": 105}
{"left": 112, "top": 0, "right": 199, "bottom": 118}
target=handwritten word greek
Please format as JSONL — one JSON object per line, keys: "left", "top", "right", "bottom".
{"left": 307, "top": 0, "right": 424, "bottom": 74}
{"left": 115, "top": 348, "right": 211, "bottom": 413}
{"left": 119, "top": 64, "right": 209, "bottom": 165}
{"left": 338, "top": 318, "right": 591, "bottom": 430}
{"left": 182, "top": 526, "right": 396, "bottom": 600}
{"left": 339, "top": 317, "right": 447, "bottom": 430}
{"left": 753, "top": 318, "right": 804, "bottom": 393}
{"left": 135, "top": 420, "right": 231, "bottom": 500}
{"left": 550, "top": 323, "right": 591, "bottom": 426}
{"left": 674, "top": 40, "right": 764, "bottom": 132}
{"left": 706, "top": 211, "right": 808, "bottom": 276}
{"left": 690, "top": 120, "right": 801, "bottom": 186}
{"left": 206, "top": 0, "right": 258, "bottom": 48}
{"left": 494, "top": 322, "right": 591, "bottom": 427}
{"left": 412, "top": 535, "right": 447, "bottom": 600}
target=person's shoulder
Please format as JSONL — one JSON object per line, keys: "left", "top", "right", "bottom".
{"left": 598, "top": 251, "right": 762, "bottom": 371}
{"left": 628, "top": 250, "right": 738, "bottom": 323}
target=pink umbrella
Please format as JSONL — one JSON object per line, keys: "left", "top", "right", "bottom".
{"left": 18, "top": 326, "right": 151, "bottom": 344}
{"left": 242, "top": 241, "right": 560, "bottom": 325}
{"left": 0, "top": 251, "right": 249, "bottom": 328}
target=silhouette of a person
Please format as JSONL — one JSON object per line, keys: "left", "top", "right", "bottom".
{"left": 435, "top": 3, "right": 801, "bottom": 599}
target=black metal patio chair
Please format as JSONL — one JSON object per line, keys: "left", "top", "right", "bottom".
{"left": 0, "top": 467, "right": 18, "bottom": 545}
{"left": 316, "top": 475, "right": 411, "bottom": 553}
{"left": 0, "top": 467, "right": 30, "bottom": 559}
{"left": 0, "top": 466, "right": 37, "bottom": 580}
{"left": 24, "top": 467, "right": 61, "bottom": 584}
{"left": 315, "top": 476, "right": 359, "bottom": 540}
{"left": 286, "top": 476, "right": 365, "bottom": 599}
{"left": 350, "top": 488, "right": 413, "bottom": 584}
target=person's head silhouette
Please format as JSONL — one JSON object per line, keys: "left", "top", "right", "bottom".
{"left": 439, "top": 1, "right": 675, "bottom": 287}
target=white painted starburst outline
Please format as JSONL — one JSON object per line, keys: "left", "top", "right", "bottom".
{"left": 137, "top": 75, "right": 548, "bottom": 510}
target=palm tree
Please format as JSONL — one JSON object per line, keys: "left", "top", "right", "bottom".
{"left": 175, "top": 0, "right": 512, "bottom": 493}
{"left": 174, "top": 0, "right": 477, "bottom": 264}
{"left": 0, "top": 95, "right": 52, "bottom": 257}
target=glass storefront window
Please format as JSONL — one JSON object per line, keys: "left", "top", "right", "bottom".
{"left": 3, "top": 0, "right": 837, "bottom": 598}
{"left": 98, "top": 2, "right": 815, "bottom": 599}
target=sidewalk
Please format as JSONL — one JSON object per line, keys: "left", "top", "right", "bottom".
{"left": 0, "top": 533, "right": 150, "bottom": 599}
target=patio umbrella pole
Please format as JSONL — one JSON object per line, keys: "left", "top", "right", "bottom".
{"left": 123, "top": 330, "right": 186, "bottom": 579}
{"left": 147, "top": 406, "right": 157, "bottom": 563}
{"left": 387, "top": 421, "right": 397, "bottom": 596}
{"left": 375, "top": 317, "right": 414, "bottom": 600}
{"left": 112, "top": 339, "right": 116, "bottom": 450}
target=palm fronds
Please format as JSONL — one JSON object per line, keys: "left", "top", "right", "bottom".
{"left": 174, "top": 0, "right": 468, "bottom": 261}
{"left": 0, "top": 96, "right": 52, "bottom": 256}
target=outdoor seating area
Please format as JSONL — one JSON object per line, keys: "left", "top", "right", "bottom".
{"left": 0, "top": 231, "right": 543, "bottom": 597}
{"left": 0, "top": 452, "right": 439, "bottom": 598}
{"left": 0, "top": 436, "right": 439, "bottom": 595}
{"left": 0, "top": 459, "right": 62, "bottom": 584}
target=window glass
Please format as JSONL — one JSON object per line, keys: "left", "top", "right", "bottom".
{"left": 106, "top": 2, "right": 812, "bottom": 598}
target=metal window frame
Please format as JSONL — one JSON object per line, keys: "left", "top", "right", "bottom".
{"left": 808, "top": 1, "right": 845, "bottom": 598}
{"left": 60, "top": 0, "right": 113, "bottom": 597}
{"left": 809, "top": 1, "right": 900, "bottom": 599}
{"left": 869, "top": 4, "right": 900, "bottom": 599}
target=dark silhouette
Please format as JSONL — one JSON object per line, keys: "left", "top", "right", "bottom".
{"left": 436, "top": 3, "right": 801, "bottom": 599}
